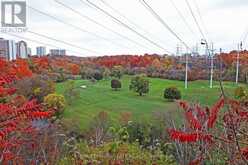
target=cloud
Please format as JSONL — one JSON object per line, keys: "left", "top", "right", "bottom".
{"left": 2, "top": 0, "right": 248, "bottom": 56}
{"left": 213, "top": 0, "right": 248, "bottom": 8}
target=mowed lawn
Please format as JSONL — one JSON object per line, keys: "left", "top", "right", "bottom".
{"left": 56, "top": 75, "right": 239, "bottom": 130}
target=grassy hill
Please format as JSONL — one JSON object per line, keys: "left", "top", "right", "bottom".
{"left": 56, "top": 76, "right": 239, "bottom": 130}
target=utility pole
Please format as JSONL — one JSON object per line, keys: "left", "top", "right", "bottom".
{"left": 236, "top": 42, "right": 242, "bottom": 84}
{"left": 176, "top": 44, "right": 181, "bottom": 56}
{"left": 210, "top": 42, "right": 214, "bottom": 88}
{"left": 219, "top": 48, "right": 223, "bottom": 80}
{"left": 185, "top": 52, "right": 189, "bottom": 89}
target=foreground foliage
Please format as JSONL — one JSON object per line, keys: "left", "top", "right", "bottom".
{"left": 0, "top": 59, "right": 56, "bottom": 163}
{"left": 168, "top": 96, "right": 248, "bottom": 164}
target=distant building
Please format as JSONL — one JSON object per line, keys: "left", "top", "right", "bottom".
{"left": 36, "top": 46, "right": 46, "bottom": 57}
{"left": 50, "top": 49, "right": 66, "bottom": 56}
{"left": 0, "top": 38, "right": 17, "bottom": 61}
{"left": 27, "top": 47, "right": 32, "bottom": 56}
{"left": 16, "top": 41, "right": 28, "bottom": 59}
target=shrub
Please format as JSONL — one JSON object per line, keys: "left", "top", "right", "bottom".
{"left": 58, "top": 142, "right": 176, "bottom": 165}
{"left": 129, "top": 75, "right": 149, "bottom": 96}
{"left": 44, "top": 93, "right": 66, "bottom": 119}
{"left": 103, "top": 68, "right": 111, "bottom": 79}
{"left": 87, "top": 111, "right": 111, "bottom": 146}
{"left": 14, "top": 75, "right": 55, "bottom": 102}
{"left": 80, "top": 68, "right": 94, "bottom": 79}
{"left": 111, "top": 79, "right": 122, "bottom": 91}
{"left": 57, "top": 68, "right": 66, "bottom": 82}
{"left": 164, "top": 87, "right": 181, "bottom": 101}
{"left": 111, "top": 66, "right": 124, "bottom": 79}
{"left": 234, "top": 86, "right": 247, "bottom": 99}
{"left": 93, "top": 71, "right": 103, "bottom": 81}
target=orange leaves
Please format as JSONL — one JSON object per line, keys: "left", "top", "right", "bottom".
{"left": 29, "top": 111, "right": 52, "bottom": 119}
{"left": 32, "top": 57, "right": 49, "bottom": 70}
{"left": 70, "top": 64, "right": 80, "bottom": 75}
{"left": 14, "top": 59, "right": 32, "bottom": 78}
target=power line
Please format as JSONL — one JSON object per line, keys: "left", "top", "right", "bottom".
{"left": 27, "top": 30, "right": 101, "bottom": 55}
{"left": 192, "top": 0, "right": 208, "bottom": 34}
{"left": 184, "top": 0, "right": 207, "bottom": 42}
{"left": 139, "top": 0, "right": 191, "bottom": 50}
{"left": 99, "top": 0, "right": 172, "bottom": 47}
{"left": 191, "top": 0, "right": 210, "bottom": 41}
{"left": 54, "top": 0, "right": 148, "bottom": 50}
{"left": 3, "top": 32, "right": 87, "bottom": 56}
{"left": 27, "top": 5, "right": 129, "bottom": 50}
{"left": 169, "top": 0, "right": 197, "bottom": 40}
{"left": 83, "top": 0, "right": 172, "bottom": 54}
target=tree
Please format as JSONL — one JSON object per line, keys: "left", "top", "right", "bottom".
{"left": 0, "top": 59, "right": 55, "bottom": 164}
{"left": 70, "top": 64, "right": 80, "bottom": 75}
{"left": 103, "top": 68, "right": 111, "bottom": 79}
{"left": 93, "top": 71, "right": 103, "bottom": 81}
{"left": 129, "top": 75, "right": 149, "bottom": 96}
{"left": 164, "top": 87, "right": 181, "bottom": 101}
{"left": 44, "top": 93, "right": 66, "bottom": 120}
{"left": 111, "top": 79, "right": 122, "bottom": 91}
{"left": 14, "top": 75, "right": 55, "bottom": 102}
{"left": 111, "top": 66, "right": 124, "bottom": 79}
{"left": 151, "top": 58, "right": 162, "bottom": 69}
{"left": 64, "top": 80, "right": 80, "bottom": 105}
{"left": 80, "top": 67, "right": 94, "bottom": 79}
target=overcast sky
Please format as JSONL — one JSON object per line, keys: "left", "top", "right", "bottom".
{"left": 1, "top": 0, "right": 248, "bottom": 56}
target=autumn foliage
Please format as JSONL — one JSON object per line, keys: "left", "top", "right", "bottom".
{"left": 168, "top": 97, "right": 248, "bottom": 164}
{"left": 0, "top": 59, "right": 54, "bottom": 164}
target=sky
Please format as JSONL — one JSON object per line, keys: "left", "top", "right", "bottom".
{"left": 1, "top": 0, "right": 248, "bottom": 57}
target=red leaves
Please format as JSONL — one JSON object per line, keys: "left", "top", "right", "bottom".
{"left": 0, "top": 58, "right": 55, "bottom": 163}
{"left": 0, "top": 125, "right": 17, "bottom": 140}
{"left": 0, "top": 86, "right": 16, "bottom": 97}
{"left": 185, "top": 110, "right": 202, "bottom": 130}
{"left": 29, "top": 111, "right": 52, "bottom": 119}
{"left": 14, "top": 59, "right": 33, "bottom": 78}
{"left": 178, "top": 101, "right": 202, "bottom": 130}
{"left": 207, "top": 97, "right": 225, "bottom": 128}
{"left": 188, "top": 157, "right": 203, "bottom": 165}
{"left": 0, "top": 75, "right": 17, "bottom": 85}
{"left": 2, "top": 150, "right": 15, "bottom": 161}
{"left": 168, "top": 129, "right": 212, "bottom": 143}
{"left": 178, "top": 100, "right": 190, "bottom": 111}
{"left": 241, "top": 147, "right": 248, "bottom": 160}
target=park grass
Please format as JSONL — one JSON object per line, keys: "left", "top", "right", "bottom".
{"left": 56, "top": 75, "right": 241, "bottom": 130}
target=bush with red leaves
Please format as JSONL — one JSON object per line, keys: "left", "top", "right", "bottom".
{"left": 0, "top": 59, "right": 57, "bottom": 164}
{"left": 169, "top": 97, "right": 248, "bottom": 165}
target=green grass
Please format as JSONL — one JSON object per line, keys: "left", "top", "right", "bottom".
{"left": 56, "top": 75, "right": 240, "bottom": 130}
